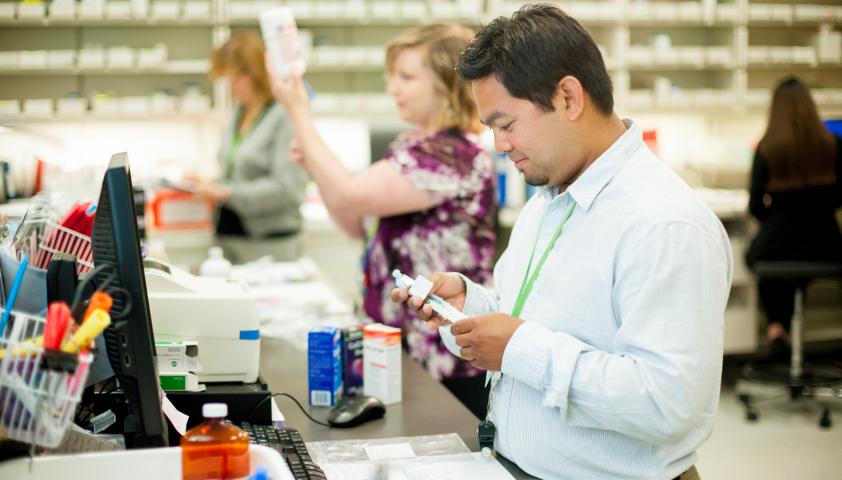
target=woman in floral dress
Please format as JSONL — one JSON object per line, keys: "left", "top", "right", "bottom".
{"left": 269, "top": 24, "right": 496, "bottom": 418}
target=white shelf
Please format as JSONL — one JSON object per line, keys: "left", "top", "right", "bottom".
{"left": 0, "top": 60, "right": 209, "bottom": 76}
{"left": 0, "top": 111, "right": 222, "bottom": 124}
{"left": 0, "top": 18, "right": 215, "bottom": 27}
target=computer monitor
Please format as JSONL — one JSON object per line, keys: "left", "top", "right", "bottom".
{"left": 824, "top": 118, "right": 842, "bottom": 138}
{"left": 90, "top": 152, "right": 168, "bottom": 448}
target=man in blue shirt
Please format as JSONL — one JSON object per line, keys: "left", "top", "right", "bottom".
{"left": 393, "top": 5, "right": 732, "bottom": 479}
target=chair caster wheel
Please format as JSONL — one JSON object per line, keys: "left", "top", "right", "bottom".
{"left": 819, "top": 409, "right": 832, "bottom": 429}
{"left": 747, "top": 410, "right": 759, "bottom": 422}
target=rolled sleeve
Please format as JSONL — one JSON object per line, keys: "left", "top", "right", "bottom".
{"left": 502, "top": 322, "right": 590, "bottom": 417}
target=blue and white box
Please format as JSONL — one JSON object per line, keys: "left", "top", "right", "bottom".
{"left": 308, "top": 326, "right": 343, "bottom": 407}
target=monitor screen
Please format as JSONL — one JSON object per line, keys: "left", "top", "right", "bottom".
{"left": 91, "top": 152, "right": 168, "bottom": 448}
{"left": 824, "top": 119, "right": 842, "bottom": 138}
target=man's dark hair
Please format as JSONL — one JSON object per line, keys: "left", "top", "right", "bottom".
{"left": 456, "top": 3, "right": 614, "bottom": 115}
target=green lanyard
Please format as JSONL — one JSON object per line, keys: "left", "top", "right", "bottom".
{"left": 226, "top": 104, "right": 269, "bottom": 179}
{"left": 485, "top": 201, "right": 576, "bottom": 429}
{"left": 511, "top": 202, "right": 576, "bottom": 317}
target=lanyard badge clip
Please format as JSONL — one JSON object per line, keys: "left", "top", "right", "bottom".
{"left": 478, "top": 419, "right": 496, "bottom": 458}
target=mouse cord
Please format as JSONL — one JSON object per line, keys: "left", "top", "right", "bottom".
{"left": 247, "top": 392, "right": 332, "bottom": 427}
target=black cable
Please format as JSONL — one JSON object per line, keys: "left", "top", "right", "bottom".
{"left": 70, "top": 263, "right": 133, "bottom": 320}
{"left": 70, "top": 263, "right": 114, "bottom": 314}
{"left": 105, "top": 286, "right": 132, "bottom": 320}
{"left": 247, "top": 392, "right": 332, "bottom": 427}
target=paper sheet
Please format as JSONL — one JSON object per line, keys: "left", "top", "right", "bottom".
{"left": 307, "top": 434, "right": 514, "bottom": 480}
{"left": 320, "top": 453, "right": 516, "bottom": 480}
{"left": 364, "top": 443, "right": 416, "bottom": 461}
{"left": 160, "top": 391, "right": 188, "bottom": 435}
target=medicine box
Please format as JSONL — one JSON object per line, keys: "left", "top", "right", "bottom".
{"left": 159, "top": 372, "right": 204, "bottom": 391}
{"left": 155, "top": 340, "right": 201, "bottom": 373}
{"left": 363, "top": 323, "right": 401, "bottom": 405}
{"left": 308, "top": 326, "right": 343, "bottom": 407}
{"left": 56, "top": 97, "right": 87, "bottom": 116}
{"left": 342, "top": 326, "right": 364, "bottom": 396}
{"left": 17, "top": 1, "right": 46, "bottom": 19}
{"left": 0, "top": 3, "right": 15, "bottom": 19}
{"left": 23, "top": 98, "right": 53, "bottom": 117}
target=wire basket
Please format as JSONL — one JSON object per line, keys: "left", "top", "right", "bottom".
{"left": 0, "top": 309, "right": 92, "bottom": 448}
{"left": 31, "top": 221, "right": 94, "bottom": 274}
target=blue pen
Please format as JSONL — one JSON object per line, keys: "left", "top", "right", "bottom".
{"left": 0, "top": 255, "right": 28, "bottom": 335}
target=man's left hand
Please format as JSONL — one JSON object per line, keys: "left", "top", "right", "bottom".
{"left": 452, "top": 313, "right": 524, "bottom": 371}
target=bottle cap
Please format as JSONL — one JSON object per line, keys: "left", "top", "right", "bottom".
{"left": 208, "top": 246, "right": 224, "bottom": 259}
{"left": 203, "top": 403, "right": 227, "bottom": 418}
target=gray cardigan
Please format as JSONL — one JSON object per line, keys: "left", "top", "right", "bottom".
{"left": 217, "top": 102, "right": 308, "bottom": 237}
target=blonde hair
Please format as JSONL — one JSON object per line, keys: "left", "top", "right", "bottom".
{"left": 386, "top": 24, "right": 482, "bottom": 133}
{"left": 210, "top": 31, "right": 272, "bottom": 102}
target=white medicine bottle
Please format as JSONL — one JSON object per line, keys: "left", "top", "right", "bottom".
{"left": 199, "top": 246, "right": 231, "bottom": 278}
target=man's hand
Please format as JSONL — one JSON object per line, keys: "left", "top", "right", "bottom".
{"left": 390, "top": 272, "right": 466, "bottom": 330}
{"left": 452, "top": 313, "right": 524, "bottom": 371}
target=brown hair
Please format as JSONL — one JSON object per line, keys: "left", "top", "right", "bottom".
{"left": 210, "top": 31, "right": 272, "bottom": 102}
{"left": 386, "top": 24, "right": 482, "bottom": 133}
{"left": 456, "top": 4, "right": 613, "bottom": 116}
{"left": 758, "top": 76, "right": 837, "bottom": 192}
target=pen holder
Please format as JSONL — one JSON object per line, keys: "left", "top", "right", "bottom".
{"left": 0, "top": 309, "right": 92, "bottom": 448}
{"left": 34, "top": 221, "right": 94, "bottom": 274}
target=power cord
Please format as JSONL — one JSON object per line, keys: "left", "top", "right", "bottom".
{"left": 247, "top": 392, "right": 332, "bottom": 427}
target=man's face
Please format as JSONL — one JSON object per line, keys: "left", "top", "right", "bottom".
{"left": 472, "top": 76, "right": 582, "bottom": 189}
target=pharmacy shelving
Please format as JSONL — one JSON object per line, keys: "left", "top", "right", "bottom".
{"left": 1, "top": 0, "right": 841, "bottom": 118}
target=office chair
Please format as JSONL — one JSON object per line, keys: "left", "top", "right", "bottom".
{"left": 738, "top": 261, "right": 842, "bottom": 429}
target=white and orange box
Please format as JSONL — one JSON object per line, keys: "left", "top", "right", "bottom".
{"left": 362, "top": 323, "right": 402, "bottom": 405}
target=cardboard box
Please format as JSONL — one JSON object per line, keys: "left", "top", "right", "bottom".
{"left": 363, "top": 323, "right": 401, "bottom": 405}
{"left": 308, "top": 326, "right": 343, "bottom": 407}
{"left": 155, "top": 340, "right": 202, "bottom": 373}
{"left": 342, "top": 326, "right": 363, "bottom": 396}
{"left": 159, "top": 372, "right": 205, "bottom": 391}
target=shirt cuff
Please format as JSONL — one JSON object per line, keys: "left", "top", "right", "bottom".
{"left": 459, "top": 274, "right": 490, "bottom": 317}
{"left": 501, "top": 321, "right": 588, "bottom": 417}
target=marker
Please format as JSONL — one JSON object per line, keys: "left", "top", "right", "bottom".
{"left": 0, "top": 255, "right": 28, "bottom": 335}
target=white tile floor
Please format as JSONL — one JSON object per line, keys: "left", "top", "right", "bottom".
{"left": 697, "top": 387, "right": 842, "bottom": 480}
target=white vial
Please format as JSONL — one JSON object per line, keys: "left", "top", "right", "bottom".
{"left": 199, "top": 246, "right": 231, "bottom": 278}
{"left": 260, "top": 7, "right": 306, "bottom": 78}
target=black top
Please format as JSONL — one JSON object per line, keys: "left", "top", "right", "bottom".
{"left": 215, "top": 205, "right": 247, "bottom": 236}
{"left": 746, "top": 136, "right": 842, "bottom": 267}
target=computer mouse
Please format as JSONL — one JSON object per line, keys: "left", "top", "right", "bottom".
{"left": 327, "top": 395, "right": 386, "bottom": 428}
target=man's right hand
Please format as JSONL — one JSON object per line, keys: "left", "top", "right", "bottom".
{"left": 390, "top": 272, "right": 467, "bottom": 331}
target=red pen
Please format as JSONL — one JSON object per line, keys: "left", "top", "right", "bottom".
{"left": 43, "top": 302, "right": 72, "bottom": 350}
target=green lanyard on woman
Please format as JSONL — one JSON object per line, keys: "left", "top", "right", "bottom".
{"left": 226, "top": 103, "right": 269, "bottom": 179}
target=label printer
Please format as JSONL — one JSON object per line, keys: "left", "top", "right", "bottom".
{"left": 144, "top": 261, "right": 260, "bottom": 383}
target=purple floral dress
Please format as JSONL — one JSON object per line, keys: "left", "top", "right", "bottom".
{"left": 363, "top": 128, "right": 497, "bottom": 380}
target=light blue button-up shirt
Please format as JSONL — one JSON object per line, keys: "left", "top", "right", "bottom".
{"left": 461, "top": 120, "right": 733, "bottom": 479}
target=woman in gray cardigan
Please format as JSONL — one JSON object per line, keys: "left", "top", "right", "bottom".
{"left": 190, "top": 31, "right": 307, "bottom": 263}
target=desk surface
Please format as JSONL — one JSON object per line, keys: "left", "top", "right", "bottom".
{"left": 259, "top": 337, "right": 536, "bottom": 480}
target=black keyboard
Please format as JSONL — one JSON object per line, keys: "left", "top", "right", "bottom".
{"left": 239, "top": 422, "right": 327, "bottom": 480}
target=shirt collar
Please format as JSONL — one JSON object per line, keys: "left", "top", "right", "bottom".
{"left": 537, "top": 119, "right": 642, "bottom": 210}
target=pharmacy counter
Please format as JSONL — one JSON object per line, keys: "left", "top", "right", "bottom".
{"left": 259, "top": 337, "right": 537, "bottom": 479}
